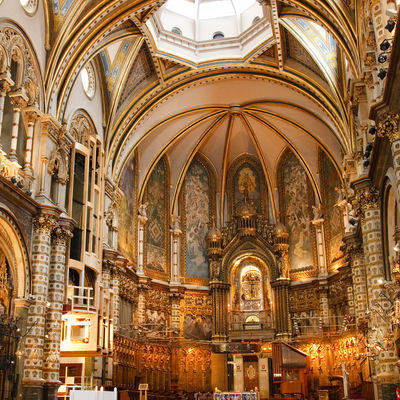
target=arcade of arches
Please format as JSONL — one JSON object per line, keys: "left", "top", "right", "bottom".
{"left": 0, "top": 0, "right": 400, "bottom": 399}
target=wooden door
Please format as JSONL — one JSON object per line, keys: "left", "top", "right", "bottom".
{"left": 243, "top": 356, "right": 259, "bottom": 392}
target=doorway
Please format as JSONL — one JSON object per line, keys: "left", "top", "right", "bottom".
{"left": 243, "top": 355, "right": 259, "bottom": 392}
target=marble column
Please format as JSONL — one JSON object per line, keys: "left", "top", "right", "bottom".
{"left": 23, "top": 214, "right": 58, "bottom": 400}
{"left": 23, "top": 108, "right": 39, "bottom": 175}
{"left": 43, "top": 220, "right": 73, "bottom": 400}
{"left": 137, "top": 205, "right": 148, "bottom": 277}
{"left": 8, "top": 89, "right": 28, "bottom": 162}
{"left": 353, "top": 182, "right": 399, "bottom": 389}
{"left": 0, "top": 72, "right": 13, "bottom": 148}
{"left": 311, "top": 212, "right": 328, "bottom": 277}
{"left": 170, "top": 215, "right": 181, "bottom": 285}
{"left": 342, "top": 232, "right": 368, "bottom": 323}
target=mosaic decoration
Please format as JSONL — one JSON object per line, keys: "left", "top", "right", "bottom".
{"left": 145, "top": 159, "right": 166, "bottom": 274}
{"left": 279, "top": 151, "right": 314, "bottom": 273}
{"left": 319, "top": 149, "right": 343, "bottom": 264}
{"left": 117, "top": 47, "right": 157, "bottom": 111}
{"left": 52, "top": 0, "right": 74, "bottom": 30}
{"left": 118, "top": 154, "right": 136, "bottom": 261}
{"left": 234, "top": 163, "right": 261, "bottom": 213}
{"left": 283, "top": 17, "right": 337, "bottom": 80}
{"left": 184, "top": 161, "right": 210, "bottom": 278}
{"left": 99, "top": 40, "right": 135, "bottom": 97}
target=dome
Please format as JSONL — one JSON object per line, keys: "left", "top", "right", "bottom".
{"left": 145, "top": 0, "right": 271, "bottom": 66}
{"left": 274, "top": 221, "right": 288, "bottom": 237}
{"left": 208, "top": 218, "right": 222, "bottom": 240}
{"left": 236, "top": 198, "right": 257, "bottom": 217}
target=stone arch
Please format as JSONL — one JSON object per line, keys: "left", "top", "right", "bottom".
{"left": 222, "top": 236, "right": 278, "bottom": 281}
{"left": 0, "top": 22, "right": 43, "bottom": 106}
{"left": 0, "top": 204, "right": 31, "bottom": 301}
{"left": 68, "top": 108, "right": 97, "bottom": 144}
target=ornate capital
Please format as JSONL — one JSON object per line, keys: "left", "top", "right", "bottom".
{"left": 353, "top": 186, "right": 379, "bottom": 216}
{"left": 52, "top": 226, "right": 73, "bottom": 245}
{"left": 9, "top": 89, "right": 28, "bottom": 109}
{"left": 377, "top": 112, "right": 400, "bottom": 143}
{"left": 24, "top": 108, "right": 40, "bottom": 125}
{"left": 33, "top": 215, "right": 58, "bottom": 235}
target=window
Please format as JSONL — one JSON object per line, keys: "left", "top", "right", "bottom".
{"left": 171, "top": 27, "right": 182, "bottom": 35}
{"left": 212, "top": 32, "right": 225, "bottom": 40}
{"left": 81, "top": 64, "right": 95, "bottom": 99}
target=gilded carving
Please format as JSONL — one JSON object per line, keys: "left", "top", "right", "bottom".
{"left": 33, "top": 215, "right": 58, "bottom": 234}
{"left": 353, "top": 186, "right": 379, "bottom": 217}
{"left": 69, "top": 111, "right": 96, "bottom": 144}
{"left": 376, "top": 112, "right": 400, "bottom": 143}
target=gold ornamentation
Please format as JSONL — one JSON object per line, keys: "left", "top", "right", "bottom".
{"left": 69, "top": 111, "right": 96, "bottom": 144}
{"left": 376, "top": 112, "right": 400, "bottom": 143}
{"left": 353, "top": 186, "right": 379, "bottom": 217}
{"left": 51, "top": 226, "right": 73, "bottom": 245}
{"left": 33, "top": 215, "right": 58, "bottom": 234}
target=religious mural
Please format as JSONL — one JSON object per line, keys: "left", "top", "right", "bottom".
{"left": 234, "top": 163, "right": 261, "bottom": 213}
{"left": 280, "top": 151, "right": 314, "bottom": 273}
{"left": 118, "top": 154, "right": 136, "bottom": 261}
{"left": 183, "top": 294, "right": 212, "bottom": 341}
{"left": 319, "top": 149, "right": 343, "bottom": 264}
{"left": 145, "top": 159, "right": 167, "bottom": 274}
{"left": 184, "top": 160, "right": 210, "bottom": 278}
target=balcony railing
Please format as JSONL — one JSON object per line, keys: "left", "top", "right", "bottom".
{"left": 229, "top": 310, "right": 273, "bottom": 331}
{"left": 71, "top": 286, "right": 96, "bottom": 313}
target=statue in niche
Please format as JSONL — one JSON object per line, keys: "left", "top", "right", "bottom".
{"left": 210, "top": 261, "right": 221, "bottom": 280}
{"left": 138, "top": 202, "right": 148, "bottom": 218}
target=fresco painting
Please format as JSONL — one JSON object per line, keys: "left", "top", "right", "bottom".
{"left": 320, "top": 151, "right": 343, "bottom": 263}
{"left": 183, "top": 314, "right": 212, "bottom": 340}
{"left": 281, "top": 152, "right": 314, "bottom": 271}
{"left": 185, "top": 161, "right": 210, "bottom": 278}
{"left": 234, "top": 163, "right": 261, "bottom": 213}
{"left": 146, "top": 160, "right": 166, "bottom": 273}
{"left": 118, "top": 155, "right": 136, "bottom": 261}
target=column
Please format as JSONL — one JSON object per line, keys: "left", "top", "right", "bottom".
{"left": 377, "top": 112, "right": 400, "bottom": 198}
{"left": 342, "top": 233, "right": 368, "bottom": 323}
{"left": 0, "top": 73, "right": 13, "bottom": 148}
{"left": 8, "top": 90, "right": 28, "bottom": 162}
{"left": 23, "top": 213, "right": 58, "bottom": 400}
{"left": 169, "top": 291, "right": 182, "bottom": 332}
{"left": 137, "top": 279, "right": 150, "bottom": 325}
{"left": 353, "top": 182, "right": 399, "bottom": 390}
{"left": 271, "top": 279, "right": 290, "bottom": 339}
{"left": 311, "top": 210, "right": 328, "bottom": 277}
{"left": 170, "top": 215, "right": 181, "bottom": 285}
{"left": 43, "top": 220, "right": 73, "bottom": 400}
{"left": 137, "top": 204, "right": 148, "bottom": 277}
{"left": 23, "top": 109, "right": 39, "bottom": 175}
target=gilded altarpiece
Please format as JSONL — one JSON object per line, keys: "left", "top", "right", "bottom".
{"left": 227, "top": 155, "right": 268, "bottom": 217}
{"left": 319, "top": 149, "right": 343, "bottom": 268}
{"left": 278, "top": 150, "right": 316, "bottom": 278}
{"left": 177, "top": 346, "right": 211, "bottom": 392}
{"left": 118, "top": 153, "right": 137, "bottom": 262}
{"left": 144, "top": 157, "right": 169, "bottom": 279}
{"left": 145, "top": 287, "right": 170, "bottom": 330}
{"left": 181, "top": 156, "right": 216, "bottom": 283}
{"left": 183, "top": 292, "right": 212, "bottom": 341}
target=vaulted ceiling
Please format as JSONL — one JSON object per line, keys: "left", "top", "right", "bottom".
{"left": 45, "top": 0, "right": 361, "bottom": 221}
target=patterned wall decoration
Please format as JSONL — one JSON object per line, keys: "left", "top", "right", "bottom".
{"left": 183, "top": 293, "right": 212, "bottom": 341}
{"left": 279, "top": 149, "right": 315, "bottom": 276}
{"left": 52, "top": 0, "right": 74, "bottom": 31}
{"left": 144, "top": 157, "right": 169, "bottom": 278}
{"left": 319, "top": 149, "right": 343, "bottom": 266}
{"left": 118, "top": 154, "right": 136, "bottom": 262}
{"left": 99, "top": 39, "right": 135, "bottom": 97}
{"left": 117, "top": 46, "right": 157, "bottom": 112}
{"left": 227, "top": 154, "right": 268, "bottom": 218}
{"left": 282, "top": 17, "right": 338, "bottom": 86}
{"left": 183, "top": 160, "right": 211, "bottom": 279}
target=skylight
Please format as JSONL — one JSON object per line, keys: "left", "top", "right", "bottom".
{"left": 145, "top": 0, "right": 271, "bottom": 66}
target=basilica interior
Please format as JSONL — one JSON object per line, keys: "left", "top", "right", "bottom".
{"left": 0, "top": 0, "right": 400, "bottom": 399}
